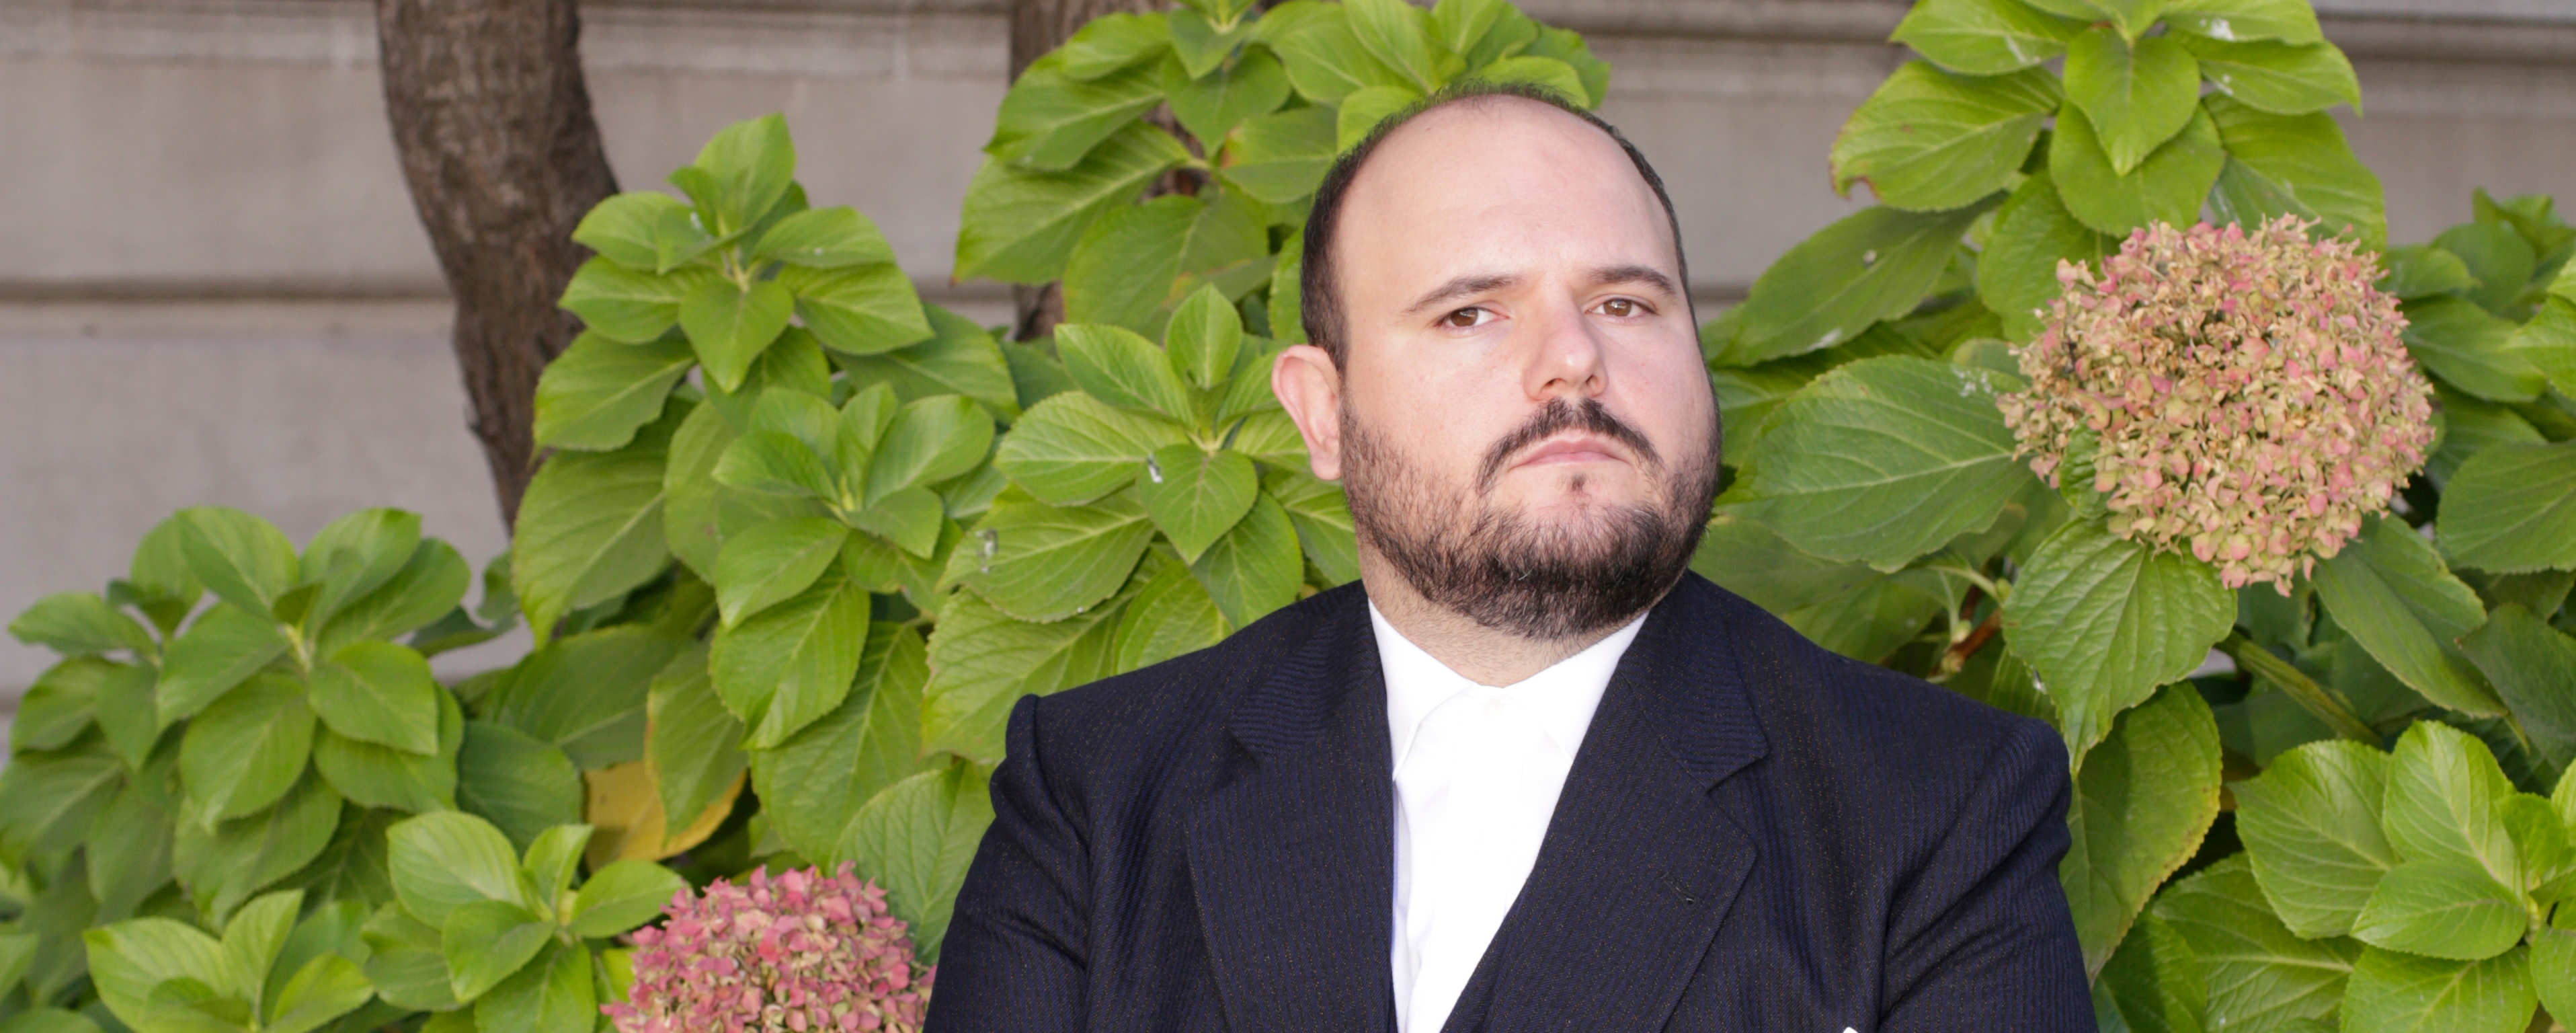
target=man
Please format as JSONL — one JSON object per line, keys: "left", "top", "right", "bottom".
{"left": 926, "top": 83, "right": 2093, "bottom": 1032}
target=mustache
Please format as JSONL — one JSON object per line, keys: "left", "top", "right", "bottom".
{"left": 1474, "top": 396, "right": 1660, "bottom": 494}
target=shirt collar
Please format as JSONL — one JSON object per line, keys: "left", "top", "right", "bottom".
{"left": 1370, "top": 600, "right": 1648, "bottom": 773}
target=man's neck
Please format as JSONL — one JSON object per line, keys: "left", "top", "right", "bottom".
{"left": 1356, "top": 549, "right": 1662, "bottom": 687}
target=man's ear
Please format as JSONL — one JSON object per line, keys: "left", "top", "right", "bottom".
{"left": 1271, "top": 344, "right": 1346, "bottom": 482}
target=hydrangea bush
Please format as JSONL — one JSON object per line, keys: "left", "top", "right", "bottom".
{"left": 1999, "top": 216, "right": 2436, "bottom": 590}
{"left": 606, "top": 865, "right": 932, "bottom": 1033}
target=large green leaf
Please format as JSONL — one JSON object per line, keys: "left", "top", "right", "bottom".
{"left": 2231, "top": 739, "right": 2399, "bottom": 939}
{"left": 867, "top": 395, "right": 995, "bottom": 500}
{"left": 565, "top": 862, "right": 687, "bottom": 940}
{"left": 1268, "top": 468, "right": 1361, "bottom": 586}
{"left": 678, "top": 279, "right": 793, "bottom": 393}
{"left": 713, "top": 516, "right": 849, "bottom": 626}
{"left": 922, "top": 589, "right": 1123, "bottom": 764}
{"left": 2179, "top": 37, "right": 2358, "bottom": 116}
{"left": 180, "top": 673, "right": 316, "bottom": 822}
{"left": 1978, "top": 169, "right": 2118, "bottom": 342}
{"left": 2458, "top": 605, "right": 2576, "bottom": 769}
{"left": 298, "top": 509, "right": 422, "bottom": 632}
{"left": 2311, "top": 516, "right": 2505, "bottom": 716}
{"left": 2050, "top": 105, "right": 2224, "bottom": 237}
{"left": 512, "top": 406, "right": 680, "bottom": 643}
{"left": 2003, "top": 519, "right": 2235, "bottom": 762}
{"left": 1191, "top": 492, "right": 1303, "bottom": 627}
{"left": 2349, "top": 859, "right": 2529, "bottom": 961}
{"left": 1890, "top": 0, "right": 2085, "bottom": 74}
{"left": 171, "top": 775, "right": 342, "bottom": 921}
{"left": 2203, "top": 94, "right": 2386, "bottom": 250}
{"left": 385, "top": 812, "right": 532, "bottom": 928}
{"left": 483, "top": 625, "right": 686, "bottom": 770}
{"left": 313, "top": 539, "right": 471, "bottom": 654}
{"left": 956, "top": 122, "right": 1192, "bottom": 284}
{"left": 1740, "top": 356, "right": 2031, "bottom": 568}
{"left": 2161, "top": 0, "right": 2323, "bottom": 44}
{"left": 7, "top": 592, "right": 154, "bottom": 659}
{"left": 1059, "top": 11, "right": 1171, "bottom": 80}
{"left": 710, "top": 564, "right": 873, "bottom": 748}
{"left": 1112, "top": 560, "right": 1232, "bottom": 671}
{"left": 530, "top": 331, "right": 692, "bottom": 452}
{"left": 1270, "top": 5, "right": 1412, "bottom": 104}
{"left": 1218, "top": 106, "right": 1338, "bottom": 205}
{"left": 441, "top": 899, "right": 551, "bottom": 1000}
{"left": 643, "top": 642, "right": 743, "bottom": 827}
{"left": 2438, "top": 441, "right": 2576, "bottom": 573}
{"left": 777, "top": 262, "right": 934, "bottom": 357}
{"left": 2378, "top": 244, "right": 2478, "bottom": 301}
{"left": 746, "top": 204, "right": 897, "bottom": 269}
{"left": 750, "top": 623, "right": 932, "bottom": 861}
{"left": 559, "top": 258, "right": 704, "bottom": 344}
{"left": 990, "top": 54, "right": 1166, "bottom": 171}
{"left": 2403, "top": 295, "right": 2546, "bottom": 404}
{"left": 996, "top": 393, "right": 1194, "bottom": 504}
{"left": 2060, "top": 683, "right": 2222, "bottom": 975}
{"left": 306, "top": 641, "right": 439, "bottom": 757}
{"left": 1139, "top": 445, "right": 1259, "bottom": 562}
{"left": 2382, "top": 722, "right": 2523, "bottom": 890}
{"left": 844, "top": 761, "right": 995, "bottom": 965}
{"left": 175, "top": 507, "right": 299, "bottom": 617}
{"left": 312, "top": 687, "right": 460, "bottom": 814}
{"left": 1057, "top": 323, "right": 1197, "bottom": 422}
{"left": 2062, "top": 29, "right": 2200, "bottom": 176}
{"left": 155, "top": 603, "right": 288, "bottom": 728}
{"left": 2338, "top": 946, "right": 2535, "bottom": 1033}
{"left": 82, "top": 917, "right": 231, "bottom": 1033}
{"left": 1061, "top": 194, "right": 1271, "bottom": 336}
{"left": 2153, "top": 856, "right": 2362, "bottom": 1032}
{"left": 963, "top": 494, "right": 1157, "bottom": 622}
{"left": 682, "top": 114, "right": 795, "bottom": 234}
{"left": 473, "top": 941, "right": 594, "bottom": 1033}
{"left": 1167, "top": 48, "right": 1292, "bottom": 145}
{"left": 0, "top": 744, "right": 121, "bottom": 864}
{"left": 1830, "top": 62, "right": 2058, "bottom": 213}
{"left": 2534, "top": 927, "right": 2576, "bottom": 1032}
{"left": 1726, "top": 201, "right": 1996, "bottom": 364}
{"left": 571, "top": 191, "right": 687, "bottom": 271}
{"left": 11, "top": 658, "right": 105, "bottom": 754}
{"left": 2434, "top": 222, "right": 2537, "bottom": 318}
{"left": 453, "top": 723, "right": 583, "bottom": 851}
{"left": 830, "top": 303, "right": 1022, "bottom": 420}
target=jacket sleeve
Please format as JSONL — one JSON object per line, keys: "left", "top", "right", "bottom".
{"left": 924, "top": 693, "right": 1091, "bottom": 1033}
{"left": 1878, "top": 716, "right": 2097, "bottom": 1032}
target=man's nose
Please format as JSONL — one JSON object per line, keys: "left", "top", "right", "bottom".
{"left": 1521, "top": 298, "right": 1607, "bottom": 401}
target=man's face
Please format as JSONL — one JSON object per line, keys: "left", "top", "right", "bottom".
{"left": 1273, "top": 97, "right": 1722, "bottom": 639}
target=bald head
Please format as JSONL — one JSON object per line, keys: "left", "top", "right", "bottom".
{"left": 1297, "top": 84, "right": 1689, "bottom": 367}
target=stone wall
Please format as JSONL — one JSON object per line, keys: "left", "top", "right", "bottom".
{"left": 4, "top": 0, "right": 2572, "bottom": 712}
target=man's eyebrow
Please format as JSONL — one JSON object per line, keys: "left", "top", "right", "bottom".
{"left": 1586, "top": 263, "right": 1681, "bottom": 298}
{"left": 1399, "top": 272, "right": 1523, "bottom": 318}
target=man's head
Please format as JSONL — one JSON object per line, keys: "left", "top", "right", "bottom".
{"left": 1269, "top": 84, "right": 1722, "bottom": 642}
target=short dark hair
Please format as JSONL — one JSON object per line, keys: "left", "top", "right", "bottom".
{"left": 1297, "top": 81, "right": 1691, "bottom": 367}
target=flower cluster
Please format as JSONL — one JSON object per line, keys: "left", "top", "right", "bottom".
{"left": 1997, "top": 216, "right": 2434, "bottom": 590}
{"left": 604, "top": 864, "right": 933, "bottom": 1033}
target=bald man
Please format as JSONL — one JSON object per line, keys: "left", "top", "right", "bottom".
{"left": 925, "top": 83, "right": 2093, "bottom": 1033}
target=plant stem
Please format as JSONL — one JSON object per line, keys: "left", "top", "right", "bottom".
{"left": 2217, "top": 632, "right": 2378, "bottom": 744}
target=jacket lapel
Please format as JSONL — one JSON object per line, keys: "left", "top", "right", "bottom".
{"left": 1188, "top": 587, "right": 1396, "bottom": 1033}
{"left": 1450, "top": 575, "right": 1771, "bottom": 1033}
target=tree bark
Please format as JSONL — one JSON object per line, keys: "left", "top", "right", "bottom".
{"left": 1009, "top": 0, "right": 1166, "bottom": 342}
{"left": 377, "top": 0, "right": 620, "bottom": 527}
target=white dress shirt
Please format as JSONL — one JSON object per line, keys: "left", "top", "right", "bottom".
{"left": 1370, "top": 602, "right": 1647, "bottom": 1033}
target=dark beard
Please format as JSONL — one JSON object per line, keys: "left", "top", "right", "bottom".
{"left": 1340, "top": 395, "right": 1722, "bottom": 640}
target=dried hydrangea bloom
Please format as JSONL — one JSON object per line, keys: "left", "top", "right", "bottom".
{"left": 603, "top": 864, "right": 932, "bottom": 1033}
{"left": 1997, "top": 216, "right": 2434, "bottom": 591}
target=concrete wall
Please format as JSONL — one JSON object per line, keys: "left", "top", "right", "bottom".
{"left": 5, "top": 0, "right": 2573, "bottom": 713}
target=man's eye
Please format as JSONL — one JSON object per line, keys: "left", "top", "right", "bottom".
{"left": 1598, "top": 298, "right": 1642, "bottom": 317}
{"left": 1443, "top": 307, "right": 1491, "bottom": 328}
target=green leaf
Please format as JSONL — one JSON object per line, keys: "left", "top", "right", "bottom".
{"left": 991, "top": 56, "right": 1166, "bottom": 171}
{"left": 686, "top": 114, "right": 796, "bottom": 234}
{"left": 171, "top": 773, "right": 343, "bottom": 921}
{"left": 1830, "top": 63, "right": 2057, "bottom": 213}
{"left": 82, "top": 917, "right": 231, "bottom": 1033}
{"left": 1890, "top": 0, "right": 2085, "bottom": 74}
{"left": 1064, "top": 189, "right": 1275, "bottom": 335}
{"left": 2378, "top": 245, "right": 2478, "bottom": 301}
{"left": 715, "top": 430, "right": 838, "bottom": 500}
{"left": 567, "top": 861, "right": 686, "bottom": 939}
{"left": 752, "top": 623, "right": 934, "bottom": 859}
{"left": 2403, "top": 295, "right": 2546, "bottom": 404}
{"left": 714, "top": 516, "right": 849, "bottom": 625}
{"left": 1343, "top": 0, "right": 1437, "bottom": 91}
{"left": 1219, "top": 106, "right": 1338, "bottom": 205}
{"left": 2179, "top": 37, "right": 2359, "bottom": 116}
{"left": 844, "top": 761, "right": 995, "bottom": 964}
{"left": 1112, "top": 560, "right": 1232, "bottom": 671}
{"left": 2440, "top": 441, "right": 2576, "bottom": 574}
{"left": 2462, "top": 610, "right": 2576, "bottom": 777}
{"left": 1271, "top": 6, "right": 1412, "bottom": 104}
{"left": 2153, "top": 856, "right": 2361, "bottom": 1030}
{"left": 307, "top": 640, "right": 440, "bottom": 755}
{"left": 313, "top": 687, "right": 461, "bottom": 813}
{"left": 559, "top": 258, "right": 702, "bottom": 344}
{"left": 455, "top": 722, "right": 584, "bottom": 851}
{"left": 2060, "top": 683, "right": 2222, "bottom": 974}
{"left": 963, "top": 494, "right": 1158, "bottom": 621}
{"left": 2162, "top": 0, "right": 2323, "bottom": 44}
{"left": 572, "top": 191, "right": 687, "bottom": 270}
{"left": 1057, "top": 323, "right": 1200, "bottom": 422}
{"left": 11, "top": 658, "right": 104, "bottom": 753}
{"left": 474, "top": 942, "right": 594, "bottom": 1033}
{"left": 1167, "top": 49, "right": 1289, "bottom": 146}
{"left": 1978, "top": 170, "right": 2118, "bottom": 342}
{"left": 2232, "top": 739, "right": 2400, "bottom": 939}
{"left": 0, "top": 1009, "right": 103, "bottom": 1033}
{"left": 2050, "top": 104, "right": 2224, "bottom": 237}
{"left": 711, "top": 563, "right": 873, "bottom": 748}
{"left": 1740, "top": 356, "right": 2031, "bottom": 567}
{"left": 868, "top": 395, "right": 996, "bottom": 501}
{"left": 156, "top": 603, "right": 287, "bottom": 727}
{"left": 679, "top": 279, "right": 794, "bottom": 393}
{"left": 2312, "top": 516, "right": 2507, "bottom": 716}
{"left": 441, "top": 898, "right": 550, "bottom": 999}
{"left": 387, "top": 811, "right": 533, "bottom": 927}
{"left": 0, "top": 743, "right": 120, "bottom": 862}
{"left": 1167, "top": 283, "right": 1247, "bottom": 389}
{"left": 175, "top": 506, "right": 299, "bottom": 617}
{"left": 315, "top": 539, "right": 471, "bottom": 653}
{"left": 180, "top": 673, "right": 315, "bottom": 822}
{"left": 2384, "top": 722, "right": 2524, "bottom": 890}
{"left": 1059, "top": 11, "right": 1170, "bottom": 80}
{"left": 261, "top": 954, "right": 372, "bottom": 1033}
{"left": 1459, "top": 56, "right": 1584, "bottom": 104}
{"left": 1728, "top": 201, "right": 1997, "bottom": 364}
{"left": 1430, "top": 0, "right": 1527, "bottom": 65}
{"left": 955, "top": 122, "right": 1192, "bottom": 284}
{"left": 852, "top": 486, "right": 948, "bottom": 559}
{"left": 1191, "top": 492, "right": 1303, "bottom": 627}
{"left": 360, "top": 904, "right": 455, "bottom": 1011}
{"left": 2063, "top": 30, "right": 2201, "bottom": 176}
{"left": 85, "top": 771, "right": 178, "bottom": 918}
{"left": 777, "top": 262, "right": 934, "bottom": 356}
{"left": 2534, "top": 927, "right": 2576, "bottom": 1030}
{"left": 2509, "top": 298, "right": 2576, "bottom": 399}
{"left": 996, "top": 391, "right": 1193, "bottom": 505}
{"left": 2349, "top": 859, "right": 2530, "bottom": 960}
{"left": 1267, "top": 468, "right": 1360, "bottom": 585}
{"left": 2339, "top": 946, "right": 2535, "bottom": 1033}
{"left": 521, "top": 825, "right": 592, "bottom": 913}
{"left": 2003, "top": 519, "right": 2235, "bottom": 761}
{"left": 218, "top": 890, "right": 300, "bottom": 1013}
{"left": 512, "top": 407, "right": 678, "bottom": 644}
{"left": 8, "top": 592, "right": 155, "bottom": 658}
{"left": 531, "top": 331, "right": 692, "bottom": 451}
{"left": 922, "top": 589, "right": 1123, "bottom": 764}
{"left": 746, "top": 205, "right": 897, "bottom": 269}
{"left": 1139, "top": 445, "right": 1260, "bottom": 562}
{"left": 297, "top": 510, "right": 422, "bottom": 632}
{"left": 830, "top": 303, "right": 1022, "bottom": 420}
{"left": 2203, "top": 94, "right": 2386, "bottom": 250}
{"left": 483, "top": 625, "right": 685, "bottom": 771}
{"left": 643, "top": 642, "right": 744, "bottom": 833}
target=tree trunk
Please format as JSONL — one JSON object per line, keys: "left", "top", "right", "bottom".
{"left": 377, "top": 0, "right": 619, "bottom": 527}
{"left": 1009, "top": 0, "right": 1165, "bottom": 342}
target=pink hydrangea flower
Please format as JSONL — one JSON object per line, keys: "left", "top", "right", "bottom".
{"left": 1997, "top": 216, "right": 2435, "bottom": 591}
{"left": 603, "top": 864, "right": 933, "bottom": 1033}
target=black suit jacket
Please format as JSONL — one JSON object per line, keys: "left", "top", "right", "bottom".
{"left": 925, "top": 574, "right": 2095, "bottom": 1032}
